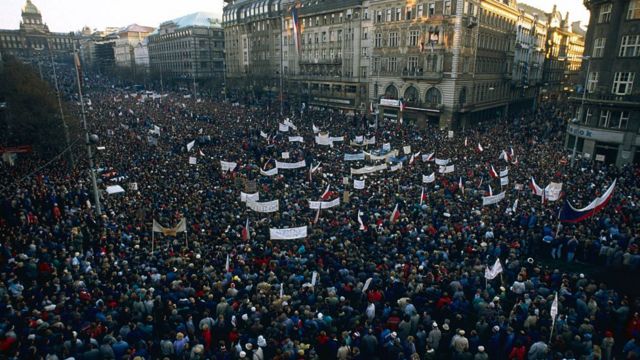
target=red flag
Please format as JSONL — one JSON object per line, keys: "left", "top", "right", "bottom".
{"left": 420, "top": 187, "right": 427, "bottom": 205}
{"left": 241, "top": 219, "right": 250, "bottom": 241}
{"left": 489, "top": 165, "right": 498, "bottom": 179}
{"left": 320, "top": 184, "right": 332, "bottom": 200}
{"left": 390, "top": 204, "right": 400, "bottom": 223}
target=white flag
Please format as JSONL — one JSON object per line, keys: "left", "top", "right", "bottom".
{"left": 550, "top": 292, "right": 559, "bottom": 319}
{"left": 484, "top": 258, "right": 503, "bottom": 280}
{"left": 187, "top": 140, "right": 196, "bottom": 152}
{"left": 362, "top": 277, "right": 373, "bottom": 293}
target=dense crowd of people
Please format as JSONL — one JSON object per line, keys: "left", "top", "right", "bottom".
{"left": 0, "top": 66, "right": 639, "bottom": 360}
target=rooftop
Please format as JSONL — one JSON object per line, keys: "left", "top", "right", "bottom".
{"left": 118, "top": 24, "right": 155, "bottom": 34}
{"left": 159, "top": 11, "right": 222, "bottom": 30}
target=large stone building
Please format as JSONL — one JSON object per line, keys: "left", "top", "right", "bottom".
{"left": 0, "top": 0, "right": 76, "bottom": 61}
{"left": 113, "top": 24, "right": 155, "bottom": 70}
{"left": 566, "top": 0, "right": 640, "bottom": 166}
{"left": 148, "top": 12, "right": 225, "bottom": 90}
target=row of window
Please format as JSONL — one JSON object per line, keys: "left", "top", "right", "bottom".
{"left": 583, "top": 108, "right": 630, "bottom": 130}
{"left": 373, "top": 2, "right": 451, "bottom": 23}
{"left": 587, "top": 72, "right": 635, "bottom": 95}
{"left": 592, "top": 35, "right": 640, "bottom": 58}
{"left": 371, "top": 55, "right": 441, "bottom": 73}
{"left": 598, "top": 0, "right": 640, "bottom": 23}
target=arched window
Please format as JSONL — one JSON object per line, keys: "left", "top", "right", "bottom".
{"left": 404, "top": 86, "right": 419, "bottom": 105}
{"left": 384, "top": 85, "right": 398, "bottom": 99}
{"left": 425, "top": 87, "right": 442, "bottom": 106}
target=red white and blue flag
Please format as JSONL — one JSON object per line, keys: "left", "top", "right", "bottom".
{"left": 291, "top": 5, "right": 301, "bottom": 54}
{"left": 390, "top": 203, "right": 400, "bottom": 223}
{"left": 559, "top": 179, "right": 617, "bottom": 223}
{"left": 489, "top": 165, "right": 498, "bottom": 179}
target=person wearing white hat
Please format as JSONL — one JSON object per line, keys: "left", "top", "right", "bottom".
{"left": 427, "top": 322, "right": 442, "bottom": 351}
{"left": 474, "top": 345, "right": 489, "bottom": 360}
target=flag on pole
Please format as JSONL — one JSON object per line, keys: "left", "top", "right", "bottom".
{"left": 559, "top": 179, "right": 617, "bottom": 223}
{"left": 420, "top": 187, "right": 427, "bottom": 205}
{"left": 499, "top": 150, "right": 508, "bottom": 162}
{"left": 489, "top": 165, "right": 498, "bottom": 179}
{"left": 242, "top": 219, "right": 250, "bottom": 241}
{"left": 390, "top": 203, "right": 400, "bottom": 223}
{"left": 280, "top": 283, "right": 284, "bottom": 298}
{"left": 484, "top": 258, "right": 503, "bottom": 280}
{"left": 357, "top": 210, "right": 367, "bottom": 231}
{"left": 488, "top": 185, "right": 493, "bottom": 196}
{"left": 464, "top": 137, "right": 468, "bottom": 147}
{"left": 550, "top": 292, "right": 559, "bottom": 319}
{"left": 529, "top": 177, "right": 544, "bottom": 196}
{"left": 320, "top": 184, "right": 332, "bottom": 200}
{"left": 459, "top": 177, "right": 464, "bottom": 195}
{"left": 225, "top": 254, "right": 230, "bottom": 272}
{"left": 187, "top": 140, "right": 196, "bottom": 152}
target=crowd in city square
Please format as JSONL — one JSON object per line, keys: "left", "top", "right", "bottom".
{"left": 1, "top": 70, "right": 639, "bottom": 360}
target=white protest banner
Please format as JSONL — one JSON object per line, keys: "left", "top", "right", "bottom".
{"left": 351, "top": 164, "right": 388, "bottom": 175}
{"left": 383, "top": 143, "right": 391, "bottom": 151}
{"left": 129, "top": 182, "right": 138, "bottom": 191}
{"left": 308, "top": 198, "right": 341, "bottom": 209}
{"left": 247, "top": 199, "right": 279, "bottom": 213}
{"left": 269, "top": 226, "right": 308, "bottom": 240}
{"left": 288, "top": 136, "right": 304, "bottom": 143}
{"left": 500, "top": 168, "right": 509, "bottom": 177}
{"left": 311, "top": 271, "right": 318, "bottom": 286}
{"left": 344, "top": 153, "right": 366, "bottom": 161}
{"left": 355, "top": 135, "right": 364, "bottom": 142}
{"left": 435, "top": 158, "right": 450, "bottom": 166}
{"left": 312, "top": 124, "right": 320, "bottom": 133}
{"left": 403, "top": 145, "right": 412, "bottom": 155}
{"left": 514, "top": 183, "right": 524, "bottom": 191}
{"left": 106, "top": 185, "right": 125, "bottom": 195}
{"left": 448, "top": 130, "right": 454, "bottom": 138}
{"left": 422, "top": 173, "right": 436, "bottom": 183}
{"left": 364, "top": 150, "right": 398, "bottom": 161}
{"left": 438, "top": 165, "right": 455, "bottom": 174}
{"left": 315, "top": 134, "right": 333, "bottom": 146}
{"left": 365, "top": 136, "right": 376, "bottom": 145}
{"left": 278, "top": 123, "right": 289, "bottom": 132}
{"left": 220, "top": 161, "right": 237, "bottom": 172}
{"left": 189, "top": 156, "right": 197, "bottom": 165}
{"left": 329, "top": 136, "right": 344, "bottom": 143}
{"left": 544, "top": 182, "right": 563, "bottom": 201}
{"left": 187, "top": 140, "right": 196, "bottom": 152}
{"left": 260, "top": 131, "right": 268, "bottom": 139}
{"left": 282, "top": 152, "right": 290, "bottom": 159}
{"left": 240, "top": 192, "right": 260, "bottom": 202}
{"left": 276, "top": 160, "right": 306, "bottom": 169}
{"left": 260, "top": 167, "right": 278, "bottom": 176}
{"left": 422, "top": 153, "right": 434, "bottom": 162}
{"left": 482, "top": 191, "right": 506, "bottom": 206}
{"left": 500, "top": 176, "right": 509, "bottom": 186}
{"left": 389, "top": 163, "right": 403, "bottom": 172}
{"left": 354, "top": 179, "right": 365, "bottom": 189}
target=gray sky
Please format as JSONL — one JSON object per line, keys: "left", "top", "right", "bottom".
{"left": 0, "top": 0, "right": 589, "bottom": 33}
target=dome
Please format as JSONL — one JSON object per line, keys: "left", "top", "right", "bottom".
{"left": 22, "top": 0, "right": 41, "bottom": 15}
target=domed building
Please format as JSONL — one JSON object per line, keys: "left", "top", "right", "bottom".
{"left": 0, "top": 0, "right": 77, "bottom": 61}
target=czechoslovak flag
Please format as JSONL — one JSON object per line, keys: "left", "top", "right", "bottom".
{"left": 420, "top": 187, "right": 427, "bottom": 205}
{"left": 358, "top": 210, "right": 367, "bottom": 231}
{"left": 320, "top": 184, "right": 332, "bottom": 200}
{"left": 241, "top": 218, "right": 250, "bottom": 241}
{"left": 489, "top": 165, "right": 498, "bottom": 179}
{"left": 390, "top": 203, "right": 400, "bottom": 223}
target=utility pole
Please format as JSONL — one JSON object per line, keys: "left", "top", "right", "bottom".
{"left": 571, "top": 56, "right": 590, "bottom": 167}
{"left": 73, "top": 49, "right": 102, "bottom": 216}
{"left": 47, "top": 39, "right": 74, "bottom": 168}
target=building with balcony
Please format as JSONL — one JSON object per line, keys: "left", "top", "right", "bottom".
{"left": 566, "top": 0, "right": 640, "bottom": 166}
{"left": 0, "top": 0, "right": 77, "bottom": 62}
{"left": 148, "top": 12, "right": 225, "bottom": 90}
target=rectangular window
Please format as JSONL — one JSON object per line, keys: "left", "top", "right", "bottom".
{"left": 395, "top": 8, "right": 402, "bottom": 21}
{"left": 361, "top": 66, "right": 368, "bottom": 78}
{"left": 389, "top": 32, "right": 399, "bottom": 47}
{"left": 585, "top": 108, "right": 593, "bottom": 124}
{"left": 598, "top": 3, "right": 612, "bottom": 23}
{"left": 598, "top": 110, "right": 611, "bottom": 127}
{"left": 375, "top": 33, "right": 382, "bottom": 47}
{"left": 428, "top": 3, "right": 435, "bottom": 16}
{"left": 377, "top": 10, "right": 382, "bottom": 22}
{"left": 362, "top": 47, "right": 368, "bottom": 56}
{"left": 587, "top": 72, "right": 599, "bottom": 93}
{"left": 417, "top": 4, "right": 424, "bottom": 17}
{"left": 409, "top": 30, "right": 419, "bottom": 47}
{"left": 627, "top": 0, "right": 640, "bottom": 19}
{"left": 386, "top": 9, "right": 392, "bottom": 22}
{"left": 444, "top": 1, "right": 451, "bottom": 15}
{"left": 372, "top": 57, "right": 380, "bottom": 72}
{"left": 612, "top": 72, "right": 635, "bottom": 94}
{"left": 593, "top": 38, "right": 606, "bottom": 57}
{"left": 407, "top": 56, "right": 419, "bottom": 71}
{"left": 389, "top": 57, "right": 398, "bottom": 72}
{"left": 619, "top": 111, "right": 630, "bottom": 129}
{"left": 619, "top": 35, "right": 640, "bottom": 57}
{"left": 406, "top": 6, "right": 413, "bottom": 20}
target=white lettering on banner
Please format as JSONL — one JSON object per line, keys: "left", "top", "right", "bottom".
{"left": 354, "top": 179, "right": 365, "bottom": 189}
{"left": 288, "top": 136, "right": 304, "bottom": 142}
{"left": 278, "top": 123, "right": 289, "bottom": 132}
{"left": 275, "top": 160, "right": 307, "bottom": 169}
{"left": 260, "top": 167, "right": 278, "bottom": 176}
{"left": 544, "top": 182, "right": 563, "bottom": 201}
{"left": 240, "top": 192, "right": 260, "bottom": 202}
{"left": 308, "top": 198, "right": 341, "bottom": 209}
{"left": 422, "top": 173, "right": 436, "bottom": 183}
{"left": 435, "top": 158, "right": 450, "bottom": 166}
{"left": 220, "top": 161, "right": 237, "bottom": 172}
{"left": 247, "top": 199, "right": 279, "bottom": 213}
{"left": 500, "top": 176, "right": 509, "bottom": 186}
{"left": 269, "top": 226, "right": 308, "bottom": 240}
{"left": 351, "top": 164, "right": 388, "bottom": 175}
{"left": 344, "top": 153, "right": 366, "bottom": 161}
{"left": 482, "top": 191, "right": 506, "bottom": 206}
{"left": 438, "top": 165, "right": 455, "bottom": 174}
{"left": 380, "top": 98, "right": 400, "bottom": 107}
{"left": 403, "top": 146, "right": 412, "bottom": 155}
{"left": 500, "top": 169, "right": 509, "bottom": 177}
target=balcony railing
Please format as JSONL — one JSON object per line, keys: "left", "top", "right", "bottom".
{"left": 401, "top": 69, "right": 443, "bottom": 81}
{"left": 299, "top": 57, "right": 342, "bottom": 65}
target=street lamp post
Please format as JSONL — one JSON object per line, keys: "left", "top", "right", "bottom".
{"left": 571, "top": 55, "right": 591, "bottom": 167}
